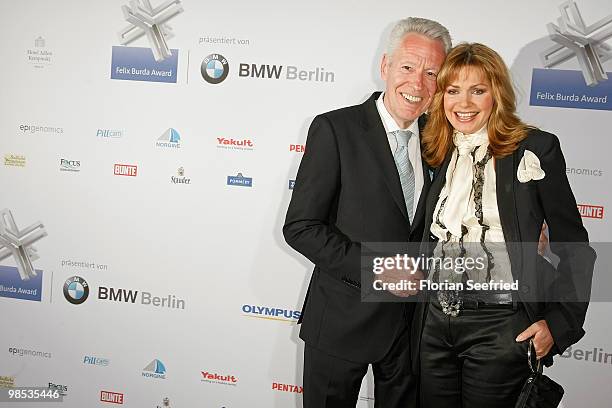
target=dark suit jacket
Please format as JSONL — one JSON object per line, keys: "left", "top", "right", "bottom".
{"left": 283, "top": 92, "right": 432, "bottom": 363}
{"left": 411, "top": 128, "right": 596, "bottom": 371}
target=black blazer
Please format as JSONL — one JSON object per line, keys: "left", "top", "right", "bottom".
{"left": 283, "top": 92, "right": 432, "bottom": 363}
{"left": 411, "top": 128, "right": 596, "bottom": 371}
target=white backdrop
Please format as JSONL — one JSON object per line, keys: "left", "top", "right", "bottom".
{"left": 1, "top": 0, "right": 611, "bottom": 407}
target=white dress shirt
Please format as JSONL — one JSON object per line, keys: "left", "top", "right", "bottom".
{"left": 375, "top": 93, "right": 424, "bottom": 221}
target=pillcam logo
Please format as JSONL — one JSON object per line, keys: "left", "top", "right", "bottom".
{"left": 60, "top": 159, "right": 80, "bottom": 172}
{"left": 63, "top": 276, "right": 89, "bottom": 305}
{"left": 241, "top": 304, "right": 301, "bottom": 322}
{"left": 156, "top": 128, "right": 181, "bottom": 148}
{"left": 216, "top": 137, "right": 254, "bottom": 151}
{"left": 227, "top": 173, "right": 252, "bottom": 187}
{"left": 272, "top": 382, "right": 303, "bottom": 394}
{"left": 142, "top": 359, "right": 166, "bottom": 379}
{"left": 201, "top": 54, "right": 229, "bottom": 84}
{"left": 97, "top": 129, "right": 124, "bottom": 139}
{"left": 288, "top": 179, "right": 295, "bottom": 190}
{"left": 4, "top": 154, "right": 26, "bottom": 167}
{"left": 577, "top": 204, "right": 604, "bottom": 219}
{"left": 201, "top": 371, "right": 239, "bottom": 386}
{"left": 171, "top": 167, "right": 191, "bottom": 184}
{"left": 84, "top": 356, "right": 110, "bottom": 367}
{"left": 114, "top": 164, "right": 138, "bottom": 177}
{"left": 101, "top": 390, "right": 124, "bottom": 404}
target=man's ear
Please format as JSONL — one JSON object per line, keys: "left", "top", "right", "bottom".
{"left": 380, "top": 54, "right": 389, "bottom": 81}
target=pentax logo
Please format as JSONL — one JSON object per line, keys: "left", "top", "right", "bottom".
{"left": 289, "top": 144, "right": 305, "bottom": 153}
{"left": 272, "top": 382, "right": 303, "bottom": 393}
{"left": 100, "top": 390, "right": 124, "bottom": 404}
{"left": 577, "top": 204, "right": 604, "bottom": 219}
{"left": 113, "top": 164, "right": 137, "bottom": 177}
{"left": 201, "top": 371, "right": 238, "bottom": 386}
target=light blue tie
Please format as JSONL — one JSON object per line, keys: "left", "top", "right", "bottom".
{"left": 392, "top": 130, "right": 415, "bottom": 223}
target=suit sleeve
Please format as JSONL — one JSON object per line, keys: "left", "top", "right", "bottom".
{"left": 534, "top": 133, "right": 597, "bottom": 353}
{"left": 283, "top": 114, "right": 362, "bottom": 286}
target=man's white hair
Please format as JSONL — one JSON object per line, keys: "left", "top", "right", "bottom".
{"left": 387, "top": 17, "right": 452, "bottom": 56}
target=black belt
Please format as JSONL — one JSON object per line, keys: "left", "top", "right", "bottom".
{"left": 458, "top": 292, "right": 515, "bottom": 310}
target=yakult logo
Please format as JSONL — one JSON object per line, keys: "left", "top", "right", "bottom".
{"left": 201, "top": 371, "right": 238, "bottom": 386}
{"left": 216, "top": 137, "right": 254, "bottom": 151}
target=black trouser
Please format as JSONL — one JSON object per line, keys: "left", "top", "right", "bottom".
{"left": 420, "top": 297, "right": 532, "bottom": 408}
{"left": 303, "top": 326, "right": 417, "bottom": 408}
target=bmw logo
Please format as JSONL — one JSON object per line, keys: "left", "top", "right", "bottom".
{"left": 63, "top": 276, "right": 89, "bottom": 305}
{"left": 201, "top": 53, "right": 229, "bottom": 84}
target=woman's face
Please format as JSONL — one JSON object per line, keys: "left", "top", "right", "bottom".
{"left": 443, "top": 66, "right": 494, "bottom": 134}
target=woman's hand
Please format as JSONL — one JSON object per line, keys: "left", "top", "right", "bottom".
{"left": 516, "top": 320, "right": 554, "bottom": 359}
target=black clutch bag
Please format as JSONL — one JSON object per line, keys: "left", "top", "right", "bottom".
{"left": 515, "top": 340, "right": 564, "bottom": 408}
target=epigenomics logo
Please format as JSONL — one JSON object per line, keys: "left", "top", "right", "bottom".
{"left": 63, "top": 276, "right": 89, "bottom": 305}
{"left": 201, "top": 54, "right": 229, "bottom": 84}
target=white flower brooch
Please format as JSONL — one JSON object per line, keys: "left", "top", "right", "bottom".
{"left": 517, "top": 150, "right": 545, "bottom": 183}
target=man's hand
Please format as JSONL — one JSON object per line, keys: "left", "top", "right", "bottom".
{"left": 516, "top": 319, "right": 554, "bottom": 359}
{"left": 378, "top": 265, "right": 424, "bottom": 297}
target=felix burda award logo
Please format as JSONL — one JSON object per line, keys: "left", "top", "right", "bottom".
{"left": 530, "top": 0, "right": 612, "bottom": 111}
{"left": 0, "top": 209, "right": 47, "bottom": 301}
{"left": 111, "top": 0, "right": 184, "bottom": 83}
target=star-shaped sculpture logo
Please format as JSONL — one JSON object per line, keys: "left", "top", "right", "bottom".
{"left": 0, "top": 209, "right": 47, "bottom": 281}
{"left": 118, "top": 0, "right": 184, "bottom": 62}
{"left": 541, "top": 0, "right": 612, "bottom": 86}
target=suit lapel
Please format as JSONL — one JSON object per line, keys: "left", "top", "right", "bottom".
{"left": 361, "top": 93, "right": 409, "bottom": 222}
{"left": 423, "top": 150, "right": 454, "bottom": 239}
{"left": 411, "top": 115, "right": 432, "bottom": 233}
{"left": 495, "top": 152, "right": 523, "bottom": 274}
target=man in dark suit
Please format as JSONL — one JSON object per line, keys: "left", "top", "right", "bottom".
{"left": 283, "top": 17, "right": 451, "bottom": 408}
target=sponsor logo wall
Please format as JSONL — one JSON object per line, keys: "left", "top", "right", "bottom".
{"left": 1, "top": 0, "right": 610, "bottom": 407}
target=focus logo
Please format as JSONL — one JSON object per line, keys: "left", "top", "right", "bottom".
{"left": 577, "top": 204, "right": 604, "bottom": 219}
{"left": 114, "top": 164, "right": 137, "bottom": 177}
{"left": 201, "top": 54, "right": 229, "bottom": 84}
{"left": 60, "top": 159, "right": 80, "bottom": 172}
{"left": 63, "top": 276, "right": 89, "bottom": 305}
{"left": 100, "top": 390, "right": 124, "bottom": 404}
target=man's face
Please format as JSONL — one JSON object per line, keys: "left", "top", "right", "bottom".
{"left": 381, "top": 33, "right": 446, "bottom": 128}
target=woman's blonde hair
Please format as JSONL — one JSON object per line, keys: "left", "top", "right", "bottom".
{"left": 422, "top": 42, "right": 532, "bottom": 167}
